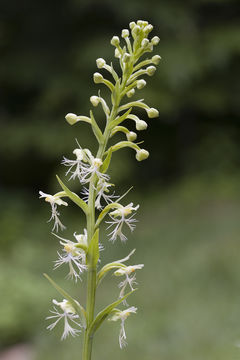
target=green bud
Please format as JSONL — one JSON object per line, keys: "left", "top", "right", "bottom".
{"left": 96, "top": 58, "right": 106, "bottom": 68}
{"left": 146, "top": 107, "right": 159, "bottom": 118}
{"left": 123, "top": 53, "right": 131, "bottom": 63}
{"left": 152, "top": 55, "right": 161, "bottom": 65}
{"left": 136, "top": 149, "right": 149, "bottom": 161}
{"left": 93, "top": 72, "right": 103, "bottom": 83}
{"left": 114, "top": 48, "right": 121, "bottom": 58}
{"left": 65, "top": 113, "right": 78, "bottom": 125}
{"left": 111, "top": 36, "right": 120, "bottom": 46}
{"left": 136, "top": 119, "right": 148, "bottom": 130}
{"left": 141, "top": 38, "right": 149, "bottom": 48}
{"left": 122, "top": 29, "right": 129, "bottom": 38}
{"left": 151, "top": 36, "right": 160, "bottom": 45}
{"left": 90, "top": 96, "right": 100, "bottom": 107}
{"left": 146, "top": 66, "right": 156, "bottom": 76}
{"left": 127, "top": 131, "right": 137, "bottom": 141}
{"left": 137, "top": 79, "right": 146, "bottom": 89}
{"left": 127, "top": 89, "right": 135, "bottom": 98}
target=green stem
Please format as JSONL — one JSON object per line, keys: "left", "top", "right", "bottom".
{"left": 82, "top": 66, "right": 130, "bottom": 360}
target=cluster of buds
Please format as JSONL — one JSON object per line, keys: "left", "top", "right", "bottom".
{"left": 40, "top": 20, "right": 160, "bottom": 350}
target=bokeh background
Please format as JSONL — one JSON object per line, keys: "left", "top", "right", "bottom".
{"left": 1, "top": 0, "right": 240, "bottom": 359}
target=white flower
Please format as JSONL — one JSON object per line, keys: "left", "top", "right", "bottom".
{"left": 46, "top": 299, "right": 82, "bottom": 340}
{"left": 109, "top": 307, "right": 137, "bottom": 348}
{"left": 114, "top": 264, "right": 144, "bottom": 303}
{"left": 39, "top": 191, "right": 68, "bottom": 232}
{"left": 62, "top": 147, "right": 89, "bottom": 182}
{"left": 53, "top": 232, "right": 87, "bottom": 282}
{"left": 80, "top": 155, "right": 110, "bottom": 184}
{"left": 106, "top": 203, "right": 139, "bottom": 242}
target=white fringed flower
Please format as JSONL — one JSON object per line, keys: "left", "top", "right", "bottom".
{"left": 39, "top": 191, "right": 68, "bottom": 232}
{"left": 114, "top": 265, "right": 144, "bottom": 303}
{"left": 109, "top": 307, "right": 137, "bottom": 348}
{"left": 46, "top": 299, "right": 82, "bottom": 340}
{"left": 53, "top": 232, "right": 87, "bottom": 282}
{"left": 106, "top": 203, "right": 139, "bottom": 242}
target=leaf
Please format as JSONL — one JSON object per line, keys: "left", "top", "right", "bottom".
{"left": 56, "top": 175, "right": 88, "bottom": 215}
{"left": 44, "top": 273, "right": 86, "bottom": 328}
{"left": 101, "top": 148, "right": 112, "bottom": 174}
{"left": 87, "top": 229, "right": 99, "bottom": 267}
{"left": 95, "top": 202, "right": 122, "bottom": 228}
{"left": 88, "top": 289, "right": 136, "bottom": 336}
{"left": 90, "top": 111, "right": 104, "bottom": 144}
{"left": 108, "top": 108, "right": 132, "bottom": 129}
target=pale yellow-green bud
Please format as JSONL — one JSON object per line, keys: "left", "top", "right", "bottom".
{"left": 137, "top": 20, "right": 144, "bottom": 27}
{"left": 129, "top": 21, "right": 136, "bottom": 30}
{"left": 132, "top": 25, "right": 140, "bottom": 37}
{"left": 144, "top": 24, "right": 153, "bottom": 35}
{"left": 96, "top": 58, "right": 106, "bottom": 68}
{"left": 152, "top": 55, "right": 161, "bottom": 65}
{"left": 127, "top": 131, "right": 137, "bottom": 141}
{"left": 137, "top": 79, "right": 146, "bottom": 89}
{"left": 114, "top": 48, "right": 121, "bottom": 58}
{"left": 136, "top": 119, "right": 148, "bottom": 130}
{"left": 122, "top": 29, "right": 129, "bottom": 38}
{"left": 151, "top": 36, "right": 160, "bottom": 46}
{"left": 111, "top": 36, "right": 120, "bottom": 46}
{"left": 65, "top": 113, "right": 78, "bottom": 125}
{"left": 93, "top": 72, "right": 103, "bottom": 83}
{"left": 141, "top": 38, "right": 149, "bottom": 48}
{"left": 147, "top": 107, "right": 159, "bottom": 118}
{"left": 146, "top": 66, "right": 156, "bottom": 76}
{"left": 90, "top": 96, "right": 100, "bottom": 107}
{"left": 136, "top": 149, "right": 149, "bottom": 161}
{"left": 127, "top": 89, "right": 135, "bottom": 98}
{"left": 123, "top": 53, "right": 131, "bottom": 63}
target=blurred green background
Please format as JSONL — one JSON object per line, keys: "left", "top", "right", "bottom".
{"left": 1, "top": 0, "right": 240, "bottom": 359}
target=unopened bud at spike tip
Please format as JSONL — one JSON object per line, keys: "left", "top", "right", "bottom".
{"left": 147, "top": 108, "right": 159, "bottom": 118}
{"left": 65, "top": 113, "right": 78, "bottom": 125}
{"left": 127, "top": 89, "right": 135, "bottom": 98}
{"left": 93, "top": 72, "right": 103, "bottom": 84}
{"left": 146, "top": 66, "right": 156, "bottom": 76}
{"left": 136, "top": 119, "right": 148, "bottom": 131}
{"left": 90, "top": 96, "right": 100, "bottom": 107}
{"left": 111, "top": 36, "right": 120, "bottom": 46}
{"left": 122, "top": 29, "right": 129, "bottom": 38}
{"left": 136, "top": 149, "right": 149, "bottom": 161}
{"left": 141, "top": 39, "right": 149, "bottom": 48}
{"left": 137, "top": 79, "right": 146, "bottom": 90}
{"left": 96, "top": 58, "right": 106, "bottom": 69}
{"left": 127, "top": 131, "right": 137, "bottom": 141}
{"left": 152, "top": 55, "right": 161, "bottom": 65}
{"left": 151, "top": 36, "right": 160, "bottom": 46}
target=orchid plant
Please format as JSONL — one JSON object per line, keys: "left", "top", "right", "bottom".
{"left": 39, "top": 20, "right": 160, "bottom": 360}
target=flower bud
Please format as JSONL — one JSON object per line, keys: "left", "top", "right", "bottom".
{"left": 114, "top": 48, "right": 121, "bottom": 58}
{"left": 141, "top": 38, "right": 149, "bottom": 48}
{"left": 137, "top": 79, "right": 146, "bottom": 89}
{"left": 65, "top": 113, "right": 78, "bottom": 125}
{"left": 122, "top": 29, "right": 129, "bottom": 38}
{"left": 73, "top": 148, "right": 85, "bottom": 161}
{"left": 147, "top": 107, "right": 159, "bottom": 118}
{"left": 129, "top": 22, "right": 136, "bottom": 30}
{"left": 132, "top": 25, "right": 140, "bottom": 37}
{"left": 136, "top": 149, "right": 149, "bottom": 161}
{"left": 127, "top": 89, "right": 135, "bottom": 98}
{"left": 144, "top": 24, "right": 153, "bottom": 35}
{"left": 137, "top": 20, "right": 144, "bottom": 27}
{"left": 146, "top": 66, "right": 156, "bottom": 76}
{"left": 122, "top": 53, "right": 131, "bottom": 63}
{"left": 151, "top": 36, "right": 160, "bottom": 45}
{"left": 90, "top": 96, "right": 100, "bottom": 106}
{"left": 127, "top": 131, "right": 137, "bottom": 141}
{"left": 93, "top": 72, "right": 103, "bottom": 83}
{"left": 136, "top": 119, "right": 148, "bottom": 130}
{"left": 96, "top": 58, "right": 106, "bottom": 68}
{"left": 111, "top": 36, "right": 120, "bottom": 46}
{"left": 152, "top": 55, "right": 161, "bottom": 65}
